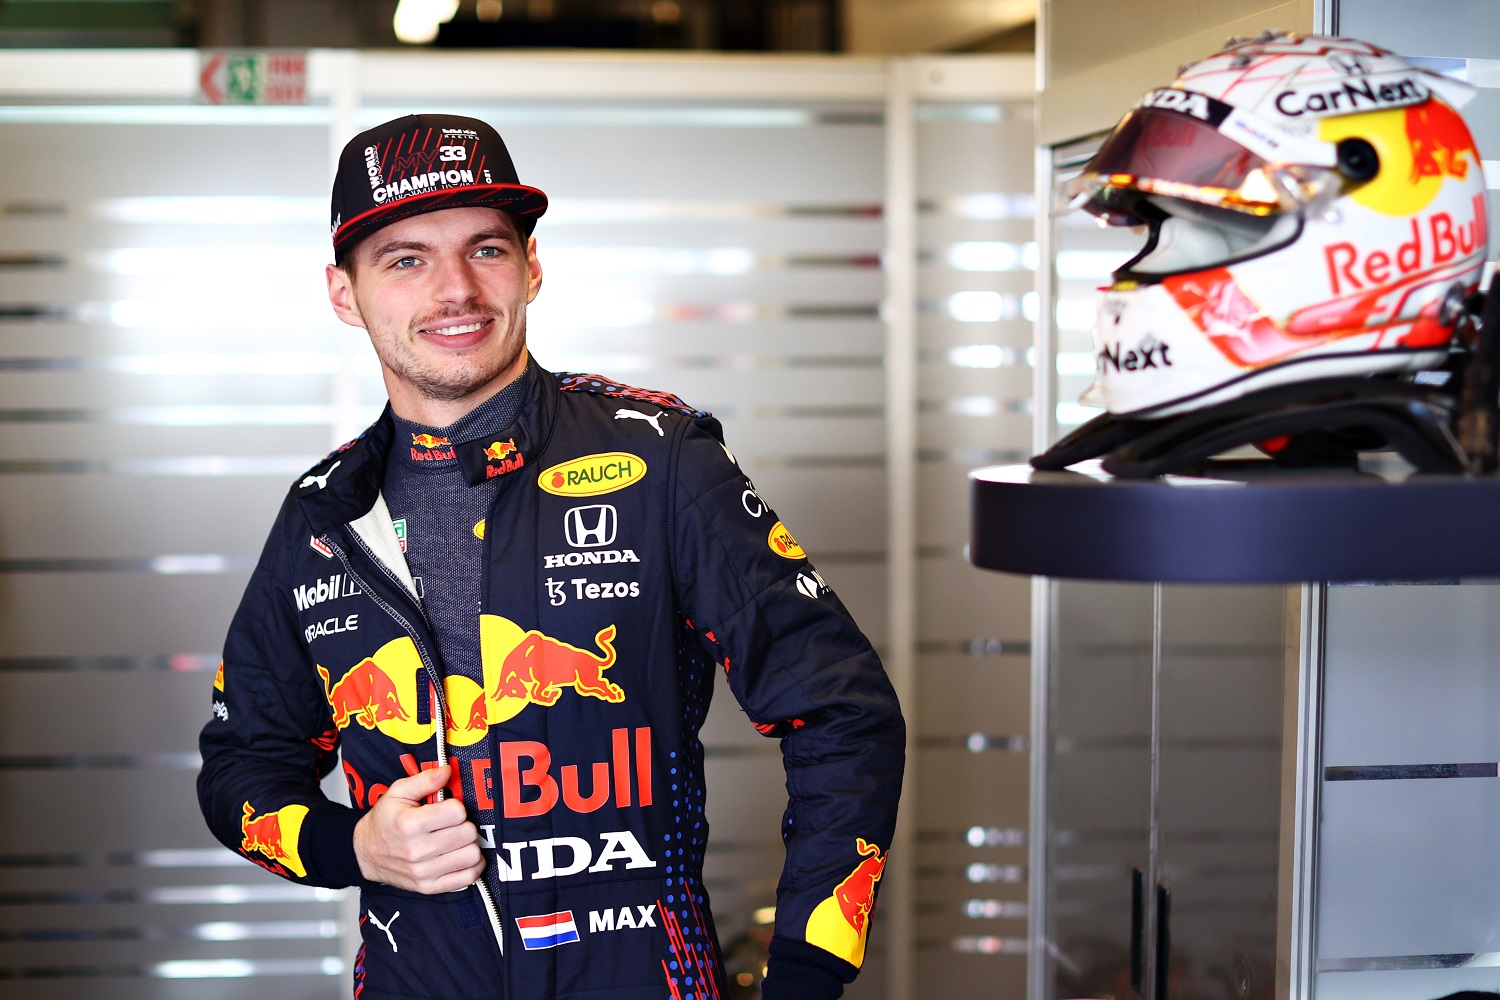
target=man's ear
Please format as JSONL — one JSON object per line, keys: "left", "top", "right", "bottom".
{"left": 326, "top": 263, "right": 366, "bottom": 329}
{"left": 525, "top": 236, "right": 543, "bottom": 304}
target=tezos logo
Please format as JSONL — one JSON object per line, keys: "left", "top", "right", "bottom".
{"left": 540, "top": 453, "right": 646, "bottom": 497}
{"left": 1098, "top": 335, "right": 1172, "bottom": 375}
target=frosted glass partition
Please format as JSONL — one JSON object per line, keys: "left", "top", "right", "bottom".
{"left": 1315, "top": 583, "right": 1500, "bottom": 1000}
{"left": 0, "top": 51, "right": 1036, "bottom": 1000}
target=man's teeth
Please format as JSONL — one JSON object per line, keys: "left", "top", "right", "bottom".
{"left": 431, "top": 321, "right": 485, "bottom": 336}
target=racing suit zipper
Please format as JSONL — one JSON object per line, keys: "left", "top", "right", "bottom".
{"left": 323, "top": 531, "right": 509, "bottom": 960}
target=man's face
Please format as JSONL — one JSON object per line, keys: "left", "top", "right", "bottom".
{"left": 326, "top": 206, "right": 542, "bottom": 422}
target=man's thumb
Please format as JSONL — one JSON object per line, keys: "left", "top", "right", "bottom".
{"left": 387, "top": 763, "right": 450, "bottom": 802}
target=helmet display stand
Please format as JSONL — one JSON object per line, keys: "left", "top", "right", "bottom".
{"left": 972, "top": 454, "right": 1500, "bottom": 998}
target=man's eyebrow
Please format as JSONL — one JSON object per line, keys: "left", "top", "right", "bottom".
{"left": 366, "top": 238, "right": 433, "bottom": 262}
{"left": 470, "top": 227, "right": 521, "bottom": 246}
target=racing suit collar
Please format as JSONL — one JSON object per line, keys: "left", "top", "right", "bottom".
{"left": 296, "top": 366, "right": 562, "bottom": 530}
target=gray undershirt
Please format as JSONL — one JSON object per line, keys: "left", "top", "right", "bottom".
{"left": 382, "top": 363, "right": 533, "bottom": 887}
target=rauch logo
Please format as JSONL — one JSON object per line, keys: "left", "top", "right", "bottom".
{"left": 539, "top": 453, "right": 646, "bottom": 498}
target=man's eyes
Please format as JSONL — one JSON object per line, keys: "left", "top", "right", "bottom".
{"left": 474, "top": 246, "right": 502, "bottom": 259}
{"left": 392, "top": 256, "right": 421, "bottom": 269}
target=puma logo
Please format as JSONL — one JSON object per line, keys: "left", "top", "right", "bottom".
{"left": 614, "top": 409, "right": 665, "bottom": 436}
{"left": 299, "top": 460, "right": 340, "bottom": 490}
{"left": 368, "top": 908, "right": 400, "bottom": 952}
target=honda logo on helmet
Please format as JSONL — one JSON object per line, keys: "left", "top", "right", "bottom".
{"left": 565, "top": 505, "right": 617, "bottom": 548}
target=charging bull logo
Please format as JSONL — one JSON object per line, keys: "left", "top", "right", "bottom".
{"left": 240, "top": 800, "right": 309, "bottom": 878}
{"left": 317, "top": 625, "right": 627, "bottom": 750}
{"left": 318, "top": 657, "right": 411, "bottom": 731}
{"left": 478, "top": 615, "right": 625, "bottom": 726}
{"left": 804, "top": 838, "right": 888, "bottom": 967}
{"left": 1322, "top": 102, "right": 1479, "bottom": 217}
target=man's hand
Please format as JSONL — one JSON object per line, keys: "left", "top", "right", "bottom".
{"left": 354, "top": 765, "right": 484, "bottom": 893}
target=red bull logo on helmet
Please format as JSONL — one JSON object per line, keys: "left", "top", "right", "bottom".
{"left": 804, "top": 838, "right": 888, "bottom": 967}
{"left": 240, "top": 800, "right": 310, "bottom": 878}
{"left": 1322, "top": 101, "right": 1480, "bottom": 218}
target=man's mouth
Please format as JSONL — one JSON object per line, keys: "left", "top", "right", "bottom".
{"left": 421, "top": 317, "right": 492, "bottom": 337}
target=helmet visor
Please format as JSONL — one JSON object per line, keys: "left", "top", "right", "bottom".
{"left": 1071, "top": 106, "right": 1287, "bottom": 223}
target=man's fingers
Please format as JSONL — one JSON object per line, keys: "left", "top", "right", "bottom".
{"left": 422, "top": 847, "right": 486, "bottom": 894}
{"left": 383, "top": 764, "right": 453, "bottom": 804}
{"left": 393, "top": 798, "right": 471, "bottom": 838}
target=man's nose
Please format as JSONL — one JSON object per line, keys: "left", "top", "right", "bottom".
{"left": 430, "top": 255, "right": 482, "bottom": 302}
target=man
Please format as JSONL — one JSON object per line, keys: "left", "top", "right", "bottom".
{"left": 197, "top": 114, "right": 905, "bottom": 1000}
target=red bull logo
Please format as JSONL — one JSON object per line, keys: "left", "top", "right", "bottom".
{"left": 1321, "top": 192, "right": 1487, "bottom": 297}
{"left": 491, "top": 623, "right": 623, "bottom": 707}
{"left": 411, "top": 432, "right": 456, "bottom": 462}
{"left": 484, "top": 439, "right": 524, "bottom": 478}
{"left": 318, "top": 657, "right": 411, "bottom": 731}
{"left": 1322, "top": 102, "right": 1479, "bottom": 217}
{"left": 316, "top": 623, "right": 628, "bottom": 754}
{"left": 804, "top": 838, "right": 888, "bottom": 967}
{"left": 1407, "top": 100, "right": 1475, "bottom": 184}
{"left": 240, "top": 800, "right": 309, "bottom": 878}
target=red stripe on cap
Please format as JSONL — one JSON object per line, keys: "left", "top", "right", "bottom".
{"left": 334, "top": 184, "right": 548, "bottom": 248}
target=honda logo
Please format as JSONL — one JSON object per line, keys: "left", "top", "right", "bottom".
{"left": 565, "top": 505, "right": 617, "bottom": 548}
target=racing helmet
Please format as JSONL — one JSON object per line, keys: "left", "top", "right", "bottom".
{"left": 1071, "top": 33, "right": 1489, "bottom": 419}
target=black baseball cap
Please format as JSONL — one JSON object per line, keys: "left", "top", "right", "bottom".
{"left": 330, "top": 113, "right": 548, "bottom": 254}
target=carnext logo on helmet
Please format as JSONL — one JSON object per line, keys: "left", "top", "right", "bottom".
{"left": 1272, "top": 73, "right": 1428, "bottom": 118}
{"left": 1098, "top": 336, "right": 1173, "bottom": 374}
{"left": 1139, "top": 87, "right": 1231, "bottom": 126}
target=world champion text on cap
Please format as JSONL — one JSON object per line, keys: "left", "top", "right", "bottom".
{"left": 371, "top": 168, "right": 477, "bottom": 205}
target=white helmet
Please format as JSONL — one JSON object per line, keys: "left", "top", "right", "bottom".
{"left": 1072, "top": 33, "right": 1488, "bottom": 419}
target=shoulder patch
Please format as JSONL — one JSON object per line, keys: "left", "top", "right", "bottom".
{"left": 294, "top": 423, "right": 372, "bottom": 494}
{"left": 556, "top": 372, "right": 711, "bottom": 420}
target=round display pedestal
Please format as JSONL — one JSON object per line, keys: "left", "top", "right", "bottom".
{"left": 969, "top": 460, "right": 1500, "bottom": 583}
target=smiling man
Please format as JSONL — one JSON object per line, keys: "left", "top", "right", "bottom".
{"left": 196, "top": 114, "right": 905, "bottom": 1000}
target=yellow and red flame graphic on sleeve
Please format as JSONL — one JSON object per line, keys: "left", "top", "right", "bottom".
{"left": 240, "top": 801, "right": 309, "bottom": 878}
{"left": 805, "top": 838, "right": 888, "bottom": 967}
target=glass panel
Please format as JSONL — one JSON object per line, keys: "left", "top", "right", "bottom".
{"left": 1049, "top": 580, "right": 1155, "bottom": 999}
{"left": 1157, "top": 585, "right": 1285, "bottom": 1000}
{"left": 1315, "top": 582, "right": 1500, "bottom": 1000}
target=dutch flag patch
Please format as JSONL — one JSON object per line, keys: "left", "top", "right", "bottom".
{"left": 516, "top": 911, "right": 580, "bottom": 951}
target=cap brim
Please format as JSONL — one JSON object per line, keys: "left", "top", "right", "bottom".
{"left": 333, "top": 183, "right": 548, "bottom": 252}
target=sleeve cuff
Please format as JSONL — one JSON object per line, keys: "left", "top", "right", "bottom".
{"left": 302, "top": 802, "right": 366, "bottom": 888}
{"left": 760, "top": 935, "right": 857, "bottom": 1000}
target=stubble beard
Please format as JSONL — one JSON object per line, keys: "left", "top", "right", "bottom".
{"left": 377, "top": 311, "right": 525, "bottom": 404}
